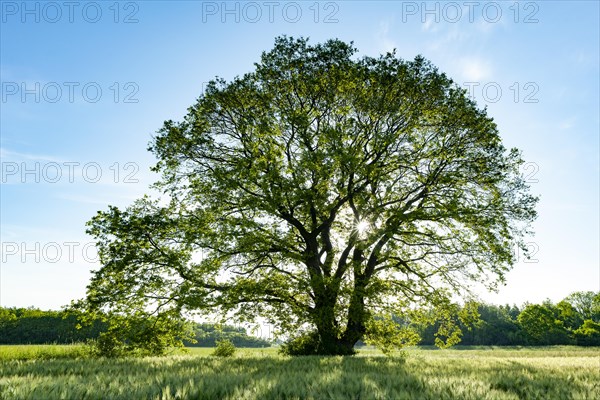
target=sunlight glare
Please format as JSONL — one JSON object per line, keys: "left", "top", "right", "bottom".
{"left": 357, "top": 220, "right": 369, "bottom": 234}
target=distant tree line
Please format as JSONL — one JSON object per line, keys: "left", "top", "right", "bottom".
{"left": 0, "top": 308, "right": 271, "bottom": 347}
{"left": 416, "top": 291, "right": 600, "bottom": 346}
{"left": 1, "top": 291, "right": 598, "bottom": 347}
{"left": 0, "top": 308, "right": 105, "bottom": 344}
{"left": 184, "top": 323, "right": 271, "bottom": 347}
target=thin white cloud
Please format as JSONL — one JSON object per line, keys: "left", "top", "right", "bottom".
{"left": 424, "top": 25, "right": 470, "bottom": 52}
{"left": 1, "top": 147, "right": 156, "bottom": 187}
{"left": 421, "top": 18, "right": 436, "bottom": 33}
{"left": 54, "top": 194, "right": 117, "bottom": 206}
{"left": 456, "top": 57, "right": 493, "bottom": 81}
{"left": 558, "top": 117, "right": 577, "bottom": 130}
{"left": 0, "top": 224, "right": 73, "bottom": 241}
{"left": 0, "top": 147, "right": 65, "bottom": 163}
{"left": 55, "top": 192, "right": 143, "bottom": 206}
{"left": 573, "top": 50, "right": 599, "bottom": 68}
{"left": 376, "top": 20, "right": 397, "bottom": 54}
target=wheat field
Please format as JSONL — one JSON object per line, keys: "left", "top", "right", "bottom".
{"left": 0, "top": 345, "right": 598, "bottom": 399}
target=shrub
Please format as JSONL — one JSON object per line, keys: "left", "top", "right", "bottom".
{"left": 212, "top": 339, "right": 236, "bottom": 357}
{"left": 279, "top": 331, "right": 321, "bottom": 356}
{"left": 88, "top": 332, "right": 127, "bottom": 358}
{"left": 279, "top": 331, "right": 356, "bottom": 356}
{"left": 574, "top": 320, "right": 600, "bottom": 346}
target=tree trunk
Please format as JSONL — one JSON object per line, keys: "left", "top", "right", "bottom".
{"left": 309, "top": 280, "right": 368, "bottom": 355}
{"left": 311, "top": 284, "right": 356, "bottom": 355}
{"left": 341, "top": 276, "right": 368, "bottom": 350}
{"left": 306, "top": 243, "right": 365, "bottom": 355}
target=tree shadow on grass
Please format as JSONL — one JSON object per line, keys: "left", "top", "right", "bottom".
{"left": 217, "top": 355, "right": 428, "bottom": 400}
{"left": 2, "top": 354, "right": 596, "bottom": 399}
{"left": 248, "top": 355, "right": 594, "bottom": 400}
{"left": 485, "top": 360, "right": 596, "bottom": 400}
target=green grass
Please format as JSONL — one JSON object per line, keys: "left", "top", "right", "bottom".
{"left": 0, "top": 344, "right": 89, "bottom": 361}
{"left": 0, "top": 346, "right": 598, "bottom": 399}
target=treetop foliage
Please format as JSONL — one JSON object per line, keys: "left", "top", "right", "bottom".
{"left": 78, "top": 36, "right": 538, "bottom": 355}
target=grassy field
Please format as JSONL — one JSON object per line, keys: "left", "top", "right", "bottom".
{"left": 0, "top": 345, "right": 598, "bottom": 399}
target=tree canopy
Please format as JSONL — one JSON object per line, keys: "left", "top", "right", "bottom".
{"left": 79, "top": 36, "right": 537, "bottom": 355}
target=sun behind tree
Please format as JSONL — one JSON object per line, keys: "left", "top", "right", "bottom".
{"left": 79, "top": 36, "right": 537, "bottom": 356}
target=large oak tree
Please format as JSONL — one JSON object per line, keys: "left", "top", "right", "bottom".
{"left": 81, "top": 37, "right": 537, "bottom": 355}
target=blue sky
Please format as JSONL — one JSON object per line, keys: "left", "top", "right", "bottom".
{"left": 1, "top": 1, "right": 598, "bottom": 310}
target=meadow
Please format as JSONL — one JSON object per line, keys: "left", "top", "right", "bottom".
{"left": 0, "top": 345, "right": 598, "bottom": 399}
